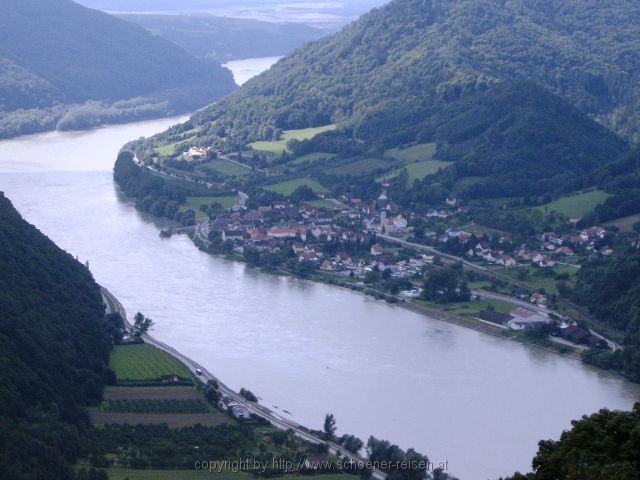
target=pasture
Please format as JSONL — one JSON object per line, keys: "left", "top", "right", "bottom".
{"left": 180, "top": 195, "right": 238, "bottom": 212}
{"left": 109, "top": 344, "right": 192, "bottom": 382}
{"left": 536, "top": 190, "right": 611, "bottom": 218}
{"left": 327, "top": 157, "right": 391, "bottom": 176}
{"left": 405, "top": 160, "right": 452, "bottom": 184}
{"left": 263, "top": 177, "right": 328, "bottom": 195}
{"left": 384, "top": 142, "right": 437, "bottom": 163}
{"left": 249, "top": 124, "right": 336, "bottom": 153}
{"left": 604, "top": 213, "right": 640, "bottom": 232}
{"left": 291, "top": 152, "right": 337, "bottom": 165}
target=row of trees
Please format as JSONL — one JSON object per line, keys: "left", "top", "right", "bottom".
{"left": 423, "top": 263, "right": 471, "bottom": 304}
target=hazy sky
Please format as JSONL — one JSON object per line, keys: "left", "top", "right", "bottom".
{"left": 75, "top": 0, "right": 391, "bottom": 28}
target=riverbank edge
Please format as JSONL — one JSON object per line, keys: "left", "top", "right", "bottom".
{"left": 0, "top": 104, "right": 194, "bottom": 142}
{"left": 187, "top": 231, "right": 585, "bottom": 363}
{"left": 99, "top": 286, "right": 388, "bottom": 480}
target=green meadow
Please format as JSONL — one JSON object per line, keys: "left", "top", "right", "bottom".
{"left": 264, "top": 177, "right": 328, "bottom": 195}
{"left": 384, "top": 143, "right": 437, "bottom": 163}
{"left": 405, "top": 160, "right": 453, "bottom": 184}
{"left": 536, "top": 190, "right": 611, "bottom": 218}
{"left": 180, "top": 195, "right": 238, "bottom": 212}
{"left": 250, "top": 125, "right": 336, "bottom": 153}
{"left": 109, "top": 344, "right": 192, "bottom": 382}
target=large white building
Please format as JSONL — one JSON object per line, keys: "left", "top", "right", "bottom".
{"left": 507, "top": 307, "right": 549, "bottom": 330}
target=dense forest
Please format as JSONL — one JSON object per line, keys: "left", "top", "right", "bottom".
{"left": 0, "top": 0, "right": 236, "bottom": 138}
{"left": 506, "top": 404, "right": 640, "bottom": 479}
{"left": 578, "top": 147, "right": 640, "bottom": 225}
{"left": 127, "top": 0, "right": 640, "bottom": 209}
{"left": 355, "top": 81, "right": 626, "bottom": 200}
{"left": 189, "top": 0, "right": 640, "bottom": 141}
{"left": 113, "top": 151, "right": 216, "bottom": 225}
{"left": 0, "top": 193, "right": 119, "bottom": 479}
{"left": 118, "top": 14, "right": 326, "bottom": 62}
{"left": 569, "top": 247, "right": 640, "bottom": 382}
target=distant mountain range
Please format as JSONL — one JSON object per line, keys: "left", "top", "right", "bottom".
{"left": 75, "top": 0, "right": 391, "bottom": 29}
{"left": 0, "top": 0, "right": 236, "bottom": 138}
{"left": 117, "top": 13, "right": 326, "bottom": 63}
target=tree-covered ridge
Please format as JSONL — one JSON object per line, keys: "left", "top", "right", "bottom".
{"left": 507, "top": 404, "right": 640, "bottom": 479}
{"left": 367, "top": 81, "right": 627, "bottom": 199}
{"left": 0, "top": 0, "right": 236, "bottom": 138}
{"left": 136, "top": 0, "right": 636, "bottom": 206}
{"left": 0, "top": 0, "right": 234, "bottom": 109}
{"left": 0, "top": 192, "right": 117, "bottom": 479}
{"left": 190, "top": 0, "right": 640, "bottom": 142}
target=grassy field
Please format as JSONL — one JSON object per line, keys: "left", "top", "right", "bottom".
{"left": 291, "top": 152, "right": 337, "bottom": 165}
{"left": 180, "top": 195, "right": 238, "bottom": 213}
{"left": 249, "top": 125, "right": 336, "bottom": 153}
{"left": 203, "top": 159, "right": 251, "bottom": 177}
{"left": 90, "top": 411, "right": 229, "bottom": 427}
{"left": 107, "top": 469, "right": 240, "bottom": 480}
{"left": 604, "top": 212, "right": 640, "bottom": 232}
{"left": 405, "top": 160, "right": 452, "bottom": 184}
{"left": 415, "top": 298, "right": 515, "bottom": 316}
{"left": 248, "top": 140, "right": 288, "bottom": 154}
{"left": 264, "top": 177, "right": 328, "bottom": 195}
{"left": 384, "top": 143, "right": 437, "bottom": 163}
{"left": 110, "top": 344, "right": 192, "bottom": 382}
{"left": 303, "top": 199, "right": 336, "bottom": 209}
{"left": 100, "top": 399, "right": 211, "bottom": 414}
{"left": 327, "top": 157, "right": 391, "bottom": 175}
{"left": 107, "top": 469, "right": 349, "bottom": 480}
{"left": 155, "top": 136, "right": 198, "bottom": 156}
{"left": 493, "top": 265, "right": 579, "bottom": 295}
{"left": 104, "top": 386, "right": 201, "bottom": 401}
{"left": 536, "top": 190, "right": 611, "bottom": 218}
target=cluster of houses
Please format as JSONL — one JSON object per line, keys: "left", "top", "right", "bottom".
{"left": 220, "top": 396, "right": 251, "bottom": 419}
{"left": 182, "top": 146, "right": 210, "bottom": 160}
{"left": 320, "top": 249, "right": 431, "bottom": 279}
{"left": 365, "top": 210, "right": 409, "bottom": 234}
{"left": 477, "top": 307, "right": 550, "bottom": 331}
{"left": 449, "top": 224, "right": 612, "bottom": 269}
{"left": 203, "top": 195, "right": 434, "bottom": 279}
{"left": 476, "top": 306, "right": 608, "bottom": 348}
{"left": 190, "top": 184, "right": 624, "bottom": 352}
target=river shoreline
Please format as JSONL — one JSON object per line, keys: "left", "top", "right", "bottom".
{"left": 5, "top": 116, "right": 639, "bottom": 480}
{"left": 186, "top": 230, "right": 586, "bottom": 363}
{"left": 100, "top": 286, "right": 388, "bottom": 480}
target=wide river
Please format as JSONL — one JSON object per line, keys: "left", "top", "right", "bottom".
{"left": 1, "top": 65, "right": 639, "bottom": 480}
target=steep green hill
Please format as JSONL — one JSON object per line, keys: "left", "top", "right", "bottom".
{"left": 130, "top": 0, "right": 635, "bottom": 204}
{"left": 118, "top": 14, "right": 326, "bottom": 62}
{"left": 190, "top": 0, "right": 640, "bottom": 141}
{"left": 0, "top": 0, "right": 236, "bottom": 138}
{"left": 0, "top": 192, "right": 118, "bottom": 478}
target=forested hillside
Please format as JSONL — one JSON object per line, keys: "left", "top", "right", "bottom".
{"left": 0, "top": 192, "right": 118, "bottom": 478}
{"left": 507, "top": 404, "right": 640, "bottom": 479}
{"left": 128, "top": 0, "right": 639, "bottom": 206}
{"left": 570, "top": 247, "right": 640, "bottom": 382}
{"left": 579, "top": 147, "right": 640, "bottom": 225}
{"left": 191, "top": 0, "right": 640, "bottom": 141}
{"left": 0, "top": 0, "right": 235, "bottom": 138}
{"left": 118, "top": 14, "right": 326, "bottom": 62}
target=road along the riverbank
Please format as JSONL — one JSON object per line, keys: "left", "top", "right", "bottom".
{"left": 101, "top": 286, "right": 387, "bottom": 480}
